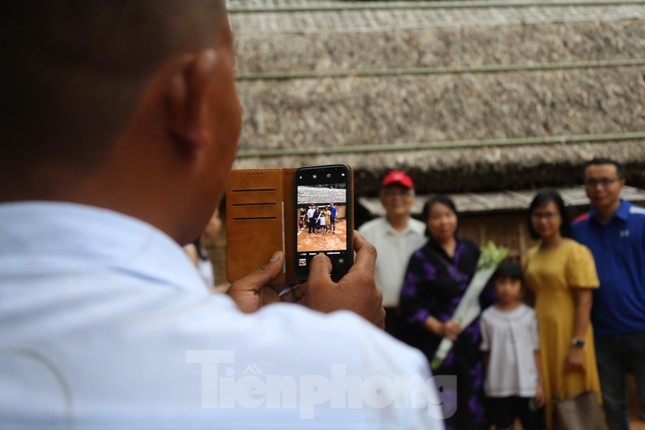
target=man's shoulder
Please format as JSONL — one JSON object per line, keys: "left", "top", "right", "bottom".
{"left": 216, "top": 304, "right": 431, "bottom": 377}
{"left": 407, "top": 217, "right": 426, "bottom": 235}
{"left": 1, "top": 287, "right": 434, "bottom": 427}
{"left": 573, "top": 212, "right": 591, "bottom": 225}
{"left": 572, "top": 212, "right": 593, "bottom": 241}
{"left": 358, "top": 217, "right": 425, "bottom": 235}
{"left": 627, "top": 201, "right": 645, "bottom": 218}
{"left": 9, "top": 276, "right": 426, "bottom": 370}
{"left": 357, "top": 217, "right": 387, "bottom": 234}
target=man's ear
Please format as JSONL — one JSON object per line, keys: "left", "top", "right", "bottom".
{"left": 165, "top": 49, "right": 217, "bottom": 154}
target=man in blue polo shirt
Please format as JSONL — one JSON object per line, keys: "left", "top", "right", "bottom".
{"left": 572, "top": 157, "right": 645, "bottom": 430}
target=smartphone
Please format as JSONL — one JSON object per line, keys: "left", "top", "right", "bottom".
{"left": 295, "top": 164, "right": 353, "bottom": 281}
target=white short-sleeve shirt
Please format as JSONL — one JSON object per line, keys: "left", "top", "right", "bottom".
{"left": 480, "top": 304, "right": 540, "bottom": 397}
{"left": 358, "top": 217, "right": 427, "bottom": 308}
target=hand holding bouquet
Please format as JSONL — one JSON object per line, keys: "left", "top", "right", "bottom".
{"left": 431, "top": 241, "right": 508, "bottom": 370}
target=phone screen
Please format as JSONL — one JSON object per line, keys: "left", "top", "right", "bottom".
{"left": 295, "top": 164, "right": 353, "bottom": 281}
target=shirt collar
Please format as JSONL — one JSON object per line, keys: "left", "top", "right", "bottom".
{"left": 383, "top": 217, "right": 417, "bottom": 236}
{"left": 589, "top": 199, "right": 630, "bottom": 223}
{"left": 0, "top": 201, "right": 208, "bottom": 295}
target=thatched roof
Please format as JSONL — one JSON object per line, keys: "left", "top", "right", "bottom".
{"left": 297, "top": 186, "right": 347, "bottom": 205}
{"left": 229, "top": 1, "right": 645, "bottom": 194}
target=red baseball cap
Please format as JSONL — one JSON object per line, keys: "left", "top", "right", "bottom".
{"left": 382, "top": 170, "right": 414, "bottom": 189}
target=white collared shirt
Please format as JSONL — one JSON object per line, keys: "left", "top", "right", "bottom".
{"left": 358, "top": 218, "right": 427, "bottom": 308}
{"left": 0, "top": 202, "right": 443, "bottom": 429}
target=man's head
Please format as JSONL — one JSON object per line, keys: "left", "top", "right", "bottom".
{"left": 583, "top": 157, "right": 625, "bottom": 214}
{"left": 380, "top": 170, "right": 416, "bottom": 220}
{"left": 1, "top": 0, "right": 241, "bottom": 244}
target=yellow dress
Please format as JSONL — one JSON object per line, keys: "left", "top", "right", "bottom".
{"left": 523, "top": 239, "right": 602, "bottom": 429}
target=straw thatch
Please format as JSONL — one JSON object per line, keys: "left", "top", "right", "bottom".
{"left": 230, "top": 5, "right": 645, "bottom": 194}
{"left": 234, "top": 20, "right": 645, "bottom": 73}
{"left": 297, "top": 186, "right": 347, "bottom": 205}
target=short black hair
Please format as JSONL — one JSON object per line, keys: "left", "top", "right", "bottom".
{"left": 527, "top": 190, "right": 571, "bottom": 240}
{"left": 583, "top": 157, "right": 625, "bottom": 179}
{"left": 1, "top": 0, "right": 225, "bottom": 167}
{"left": 421, "top": 194, "right": 459, "bottom": 238}
{"left": 492, "top": 260, "right": 524, "bottom": 285}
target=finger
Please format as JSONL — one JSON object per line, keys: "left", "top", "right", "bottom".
{"left": 307, "top": 253, "right": 333, "bottom": 281}
{"left": 377, "top": 307, "right": 386, "bottom": 330}
{"left": 348, "top": 231, "right": 376, "bottom": 274}
{"left": 291, "top": 284, "right": 307, "bottom": 302}
{"left": 231, "top": 251, "right": 284, "bottom": 293}
{"left": 261, "top": 286, "right": 280, "bottom": 306}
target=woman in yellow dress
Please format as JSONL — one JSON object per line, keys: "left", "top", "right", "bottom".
{"left": 523, "top": 190, "right": 602, "bottom": 429}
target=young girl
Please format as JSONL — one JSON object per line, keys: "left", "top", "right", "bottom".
{"left": 480, "top": 260, "right": 545, "bottom": 430}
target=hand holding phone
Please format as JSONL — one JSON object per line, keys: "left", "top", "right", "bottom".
{"left": 281, "top": 232, "right": 385, "bottom": 329}
{"left": 226, "top": 165, "right": 354, "bottom": 285}
{"left": 227, "top": 251, "right": 286, "bottom": 313}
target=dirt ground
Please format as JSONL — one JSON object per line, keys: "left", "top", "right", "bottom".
{"left": 297, "top": 219, "right": 348, "bottom": 252}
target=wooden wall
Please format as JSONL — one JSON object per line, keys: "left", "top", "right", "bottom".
{"left": 459, "top": 206, "right": 589, "bottom": 261}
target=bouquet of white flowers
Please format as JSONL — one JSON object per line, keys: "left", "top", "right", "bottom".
{"left": 430, "top": 241, "right": 509, "bottom": 370}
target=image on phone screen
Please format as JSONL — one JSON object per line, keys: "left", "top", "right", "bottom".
{"left": 295, "top": 164, "right": 352, "bottom": 280}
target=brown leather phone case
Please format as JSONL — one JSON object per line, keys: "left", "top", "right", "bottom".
{"left": 226, "top": 168, "right": 297, "bottom": 285}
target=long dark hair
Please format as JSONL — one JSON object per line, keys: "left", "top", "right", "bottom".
{"left": 422, "top": 194, "right": 459, "bottom": 238}
{"left": 527, "top": 190, "right": 571, "bottom": 239}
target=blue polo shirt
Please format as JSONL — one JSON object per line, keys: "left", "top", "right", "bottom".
{"left": 572, "top": 200, "right": 645, "bottom": 337}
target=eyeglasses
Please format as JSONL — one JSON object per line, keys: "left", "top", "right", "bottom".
{"left": 585, "top": 178, "right": 619, "bottom": 188}
{"left": 531, "top": 211, "right": 559, "bottom": 221}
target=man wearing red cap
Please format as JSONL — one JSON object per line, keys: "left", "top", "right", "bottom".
{"left": 359, "top": 171, "right": 427, "bottom": 340}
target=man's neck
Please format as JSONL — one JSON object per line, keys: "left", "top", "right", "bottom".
{"left": 386, "top": 214, "right": 409, "bottom": 232}
{"left": 595, "top": 200, "right": 621, "bottom": 224}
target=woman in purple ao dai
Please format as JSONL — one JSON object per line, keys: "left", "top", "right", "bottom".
{"left": 400, "top": 195, "right": 495, "bottom": 430}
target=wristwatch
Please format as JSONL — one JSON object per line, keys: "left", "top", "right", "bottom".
{"left": 571, "top": 337, "right": 585, "bottom": 348}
